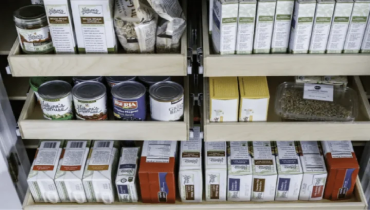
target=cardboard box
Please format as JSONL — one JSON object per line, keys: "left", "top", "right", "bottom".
{"left": 271, "top": 0, "right": 295, "bottom": 53}
{"left": 253, "top": 0, "right": 277, "bottom": 53}
{"left": 361, "top": 16, "right": 370, "bottom": 53}
{"left": 212, "top": 0, "right": 239, "bottom": 54}
{"left": 321, "top": 141, "right": 359, "bottom": 200}
{"left": 28, "top": 141, "right": 63, "bottom": 203}
{"left": 116, "top": 147, "right": 140, "bottom": 202}
{"left": 227, "top": 141, "right": 253, "bottom": 201}
{"left": 326, "top": 0, "right": 354, "bottom": 53}
{"left": 238, "top": 77, "right": 269, "bottom": 122}
{"left": 70, "top": 0, "right": 117, "bottom": 53}
{"left": 205, "top": 142, "right": 227, "bottom": 201}
{"left": 289, "top": 0, "right": 317, "bottom": 54}
{"left": 209, "top": 77, "right": 239, "bottom": 122}
{"left": 298, "top": 141, "right": 327, "bottom": 201}
{"left": 55, "top": 141, "right": 90, "bottom": 203}
{"left": 44, "top": 0, "right": 77, "bottom": 53}
{"left": 309, "top": 0, "right": 335, "bottom": 54}
{"left": 343, "top": 0, "right": 370, "bottom": 53}
{"left": 251, "top": 141, "right": 277, "bottom": 201}
{"left": 179, "top": 127, "right": 203, "bottom": 202}
{"left": 82, "top": 141, "right": 118, "bottom": 204}
{"left": 275, "top": 141, "right": 303, "bottom": 201}
{"left": 139, "top": 141, "right": 177, "bottom": 203}
{"left": 236, "top": 0, "right": 257, "bottom": 54}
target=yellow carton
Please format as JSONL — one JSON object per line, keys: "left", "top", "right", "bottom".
{"left": 209, "top": 77, "right": 239, "bottom": 122}
{"left": 239, "top": 77, "right": 269, "bottom": 122}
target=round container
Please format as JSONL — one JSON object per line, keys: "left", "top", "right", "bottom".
{"left": 73, "top": 76, "right": 104, "bottom": 85}
{"left": 72, "top": 81, "right": 107, "bottom": 120}
{"left": 29, "top": 77, "right": 59, "bottom": 102}
{"left": 38, "top": 80, "right": 73, "bottom": 120}
{"left": 138, "top": 76, "right": 171, "bottom": 87}
{"left": 111, "top": 81, "right": 146, "bottom": 121}
{"left": 149, "top": 81, "right": 184, "bottom": 121}
{"left": 106, "top": 76, "right": 136, "bottom": 87}
{"left": 14, "top": 5, "right": 54, "bottom": 54}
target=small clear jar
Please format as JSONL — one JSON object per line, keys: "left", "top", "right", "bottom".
{"left": 14, "top": 5, "right": 54, "bottom": 54}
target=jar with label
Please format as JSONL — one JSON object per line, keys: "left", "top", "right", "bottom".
{"left": 14, "top": 5, "right": 54, "bottom": 54}
{"left": 72, "top": 81, "right": 107, "bottom": 120}
{"left": 38, "top": 80, "right": 73, "bottom": 120}
{"left": 149, "top": 81, "right": 184, "bottom": 121}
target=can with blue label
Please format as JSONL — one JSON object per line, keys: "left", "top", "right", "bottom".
{"left": 111, "top": 81, "right": 146, "bottom": 121}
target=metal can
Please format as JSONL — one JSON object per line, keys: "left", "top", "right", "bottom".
{"left": 149, "top": 81, "right": 184, "bottom": 121}
{"left": 72, "top": 81, "right": 107, "bottom": 120}
{"left": 73, "top": 76, "right": 104, "bottom": 85}
{"left": 38, "top": 80, "right": 73, "bottom": 120}
{"left": 138, "top": 76, "right": 171, "bottom": 87}
{"left": 106, "top": 76, "right": 136, "bottom": 88}
{"left": 29, "top": 77, "right": 59, "bottom": 102}
{"left": 111, "top": 81, "right": 146, "bottom": 121}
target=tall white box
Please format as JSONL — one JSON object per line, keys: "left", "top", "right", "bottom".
{"left": 236, "top": 0, "right": 257, "bottom": 54}
{"left": 361, "top": 16, "right": 370, "bottom": 52}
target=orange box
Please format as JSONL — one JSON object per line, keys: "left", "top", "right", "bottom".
{"left": 138, "top": 141, "right": 178, "bottom": 203}
{"left": 321, "top": 141, "right": 359, "bottom": 200}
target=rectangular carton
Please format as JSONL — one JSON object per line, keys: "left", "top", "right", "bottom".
{"left": 343, "top": 0, "right": 370, "bottom": 53}
{"left": 275, "top": 141, "right": 303, "bottom": 201}
{"left": 205, "top": 142, "right": 227, "bottom": 201}
{"left": 309, "top": 0, "right": 335, "bottom": 54}
{"left": 361, "top": 17, "right": 370, "bottom": 52}
{"left": 236, "top": 0, "right": 257, "bottom": 54}
{"left": 289, "top": 0, "right": 317, "bottom": 53}
{"left": 209, "top": 77, "right": 239, "bottom": 122}
{"left": 179, "top": 127, "right": 203, "bottom": 202}
{"left": 212, "top": 0, "right": 239, "bottom": 54}
{"left": 70, "top": 0, "right": 117, "bottom": 53}
{"left": 251, "top": 141, "right": 277, "bottom": 201}
{"left": 298, "top": 141, "right": 327, "bottom": 201}
{"left": 271, "top": 0, "right": 295, "bottom": 53}
{"left": 82, "top": 140, "right": 118, "bottom": 203}
{"left": 321, "top": 141, "right": 359, "bottom": 200}
{"left": 44, "top": 0, "right": 77, "bottom": 53}
{"left": 238, "top": 77, "right": 269, "bottom": 122}
{"left": 253, "top": 0, "right": 277, "bottom": 53}
{"left": 210, "top": 0, "right": 214, "bottom": 34}
{"left": 326, "top": 0, "right": 354, "bottom": 53}
{"left": 227, "top": 141, "right": 253, "bottom": 201}
{"left": 139, "top": 141, "right": 177, "bottom": 203}
{"left": 115, "top": 147, "right": 139, "bottom": 202}
{"left": 55, "top": 141, "right": 90, "bottom": 203}
{"left": 28, "top": 140, "right": 63, "bottom": 203}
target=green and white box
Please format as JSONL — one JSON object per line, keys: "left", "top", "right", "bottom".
{"left": 227, "top": 141, "right": 253, "bottom": 201}
{"left": 275, "top": 141, "right": 303, "bottom": 201}
{"left": 271, "top": 0, "right": 295, "bottom": 53}
{"left": 253, "top": 0, "right": 277, "bottom": 53}
{"left": 309, "top": 0, "right": 335, "bottom": 53}
{"left": 44, "top": 0, "right": 77, "bottom": 53}
{"left": 298, "top": 141, "right": 327, "bottom": 201}
{"left": 70, "top": 0, "right": 117, "bottom": 53}
{"left": 83, "top": 141, "right": 118, "bottom": 204}
{"left": 205, "top": 141, "right": 227, "bottom": 201}
{"left": 251, "top": 141, "right": 277, "bottom": 201}
{"left": 179, "top": 127, "right": 203, "bottom": 202}
{"left": 343, "top": 0, "right": 370, "bottom": 53}
{"left": 361, "top": 16, "right": 370, "bottom": 52}
{"left": 55, "top": 141, "right": 90, "bottom": 203}
{"left": 28, "top": 141, "right": 63, "bottom": 203}
{"left": 326, "top": 0, "right": 354, "bottom": 53}
{"left": 236, "top": 0, "right": 257, "bottom": 54}
{"left": 115, "top": 147, "right": 139, "bottom": 203}
{"left": 212, "top": 0, "right": 239, "bottom": 54}
{"left": 289, "top": 0, "right": 317, "bottom": 53}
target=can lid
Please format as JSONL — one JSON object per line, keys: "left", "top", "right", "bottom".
{"left": 29, "top": 77, "right": 59, "bottom": 92}
{"left": 149, "top": 81, "right": 183, "bottom": 101}
{"left": 111, "top": 81, "right": 146, "bottom": 99}
{"left": 14, "top": 5, "right": 46, "bottom": 22}
{"left": 138, "top": 76, "right": 170, "bottom": 85}
{"left": 73, "top": 76, "right": 102, "bottom": 81}
{"left": 72, "top": 81, "right": 106, "bottom": 100}
{"left": 106, "top": 76, "right": 136, "bottom": 82}
{"left": 38, "top": 80, "right": 72, "bottom": 100}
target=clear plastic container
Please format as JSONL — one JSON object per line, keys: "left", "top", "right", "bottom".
{"left": 275, "top": 82, "right": 358, "bottom": 121}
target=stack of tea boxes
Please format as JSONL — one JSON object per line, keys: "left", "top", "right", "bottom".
{"left": 28, "top": 138, "right": 359, "bottom": 203}
{"left": 211, "top": 0, "right": 370, "bottom": 54}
